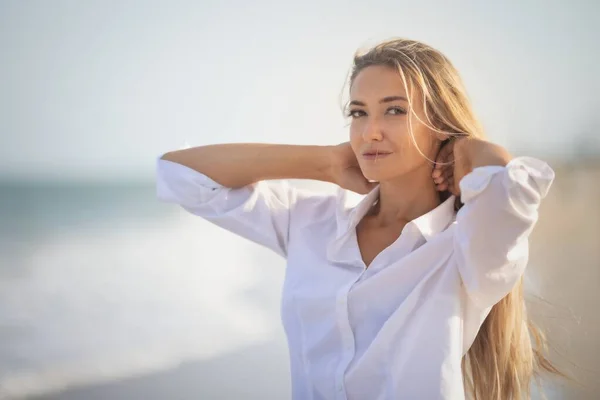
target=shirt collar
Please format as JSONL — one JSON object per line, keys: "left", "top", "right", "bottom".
{"left": 345, "top": 185, "right": 456, "bottom": 242}
{"left": 327, "top": 185, "right": 456, "bottom": 267}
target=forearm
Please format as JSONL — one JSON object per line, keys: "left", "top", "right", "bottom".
{"left": 469, "top": 141, "right": 513, "bottom": 170}
{"left": 160, "top": 143, "right": 336, "bottom": 188}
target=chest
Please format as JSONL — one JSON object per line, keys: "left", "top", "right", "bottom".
{"left": 282, "top": 225, "right": 464, "bottom": 359}
{"left": 355, "top": 221, "right": 406, "bottom": 268}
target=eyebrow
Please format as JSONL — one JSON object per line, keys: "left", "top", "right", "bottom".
{"left": 349, "top": 96, "right": 408, "bottom": 107}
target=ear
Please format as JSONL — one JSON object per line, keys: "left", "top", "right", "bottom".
{"left": 435, "top": 131, "right": 451, "bottom": 142}
{"left": 434, "top": 134, "right": 451, "bottom": 152}
{"left": 425, "top": 121, "right": 449, "bottom": 142}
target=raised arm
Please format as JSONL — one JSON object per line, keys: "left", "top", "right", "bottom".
{"left": 157, "top": 142, "right": 374, "bottom": 258}
{"left": 160, "top": 143, "right": 336, "bottom": 188}
{"left": 434, "top": 138, "right": 554, "bottom": 308}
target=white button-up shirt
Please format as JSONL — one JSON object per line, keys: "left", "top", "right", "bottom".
{"left": 156, "top": 155, "right": 554, "bottom": 400}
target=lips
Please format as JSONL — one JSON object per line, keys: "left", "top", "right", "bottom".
{"left": 362, "top": 151, "right": 392, "bottom": 160}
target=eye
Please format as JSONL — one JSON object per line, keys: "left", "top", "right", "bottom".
{"left": 387, "top": 106, "right": 407, "bottom": 115}
{"left": 346, "top": 109, "right": 366, "bottom": 118}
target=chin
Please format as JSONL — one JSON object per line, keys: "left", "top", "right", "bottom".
{"left": 362, "top": 169, "right": 393, "bottom": 183}
{"left": 362, "top": 166, "right": 410, "bottom": 183}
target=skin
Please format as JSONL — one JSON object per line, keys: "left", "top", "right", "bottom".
{"left": 344, "top": 65, "right": 512, "bottom": 266}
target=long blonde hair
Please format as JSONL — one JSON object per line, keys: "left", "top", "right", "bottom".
{"left": 346, "top": 38, "right": 562, "bottom": 400}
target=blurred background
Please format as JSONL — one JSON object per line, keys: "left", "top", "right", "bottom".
{"left": 1, "top": 0, "right": 598, "bottom": 399}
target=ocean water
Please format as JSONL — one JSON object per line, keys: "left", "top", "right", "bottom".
{"left": 0, "top": 182, "right": 290, "bottom": 399}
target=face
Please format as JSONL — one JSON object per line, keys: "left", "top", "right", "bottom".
{"left": 348, "top": 65, "right": 445, "bottom": 182}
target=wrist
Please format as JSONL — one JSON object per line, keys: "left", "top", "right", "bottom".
{"left": 327, "top": 145, "right": 345, "bottom": 184}
{"left": 467, "top": 140, "right": 512, "bottom": 170}
{"left": 313, "top": 145, "right": 339, "bottom": 184}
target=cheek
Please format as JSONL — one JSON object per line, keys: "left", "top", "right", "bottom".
{"left": 390, "top": 129, "right": 436, "bottom": 165}
{"left": 385, "top": 122, "right": 411, "bottom": 150}
{"left": 391, "top": 135, "right": 411, "bottom": 156}
{"left": 349, "top": 119, "right": 363, "bottom": 136}
{"left": 406, "top": 124, "right": 436, "bottom": 151}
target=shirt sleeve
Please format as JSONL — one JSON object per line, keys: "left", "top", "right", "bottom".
{"left": 155, "top": 156, "right": 330, "bottom": 258}
{"left": 453, "top": 156, "right": 555, "bottom": 309}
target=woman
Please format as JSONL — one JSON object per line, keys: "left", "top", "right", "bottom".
{"left": 156, "top": 38, "right": 560, "bottom": 399}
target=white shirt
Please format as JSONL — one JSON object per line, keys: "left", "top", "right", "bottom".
{"left": 156, "top": 155, "right": 554, "bottom": 400}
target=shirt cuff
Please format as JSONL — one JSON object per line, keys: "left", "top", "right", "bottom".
{"left": 459, "top": 156, "right": 555, "bottom": 203}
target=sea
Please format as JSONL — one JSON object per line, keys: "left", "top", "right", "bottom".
{"left": 0, "top": 181, "right": 290, "bottom": 399}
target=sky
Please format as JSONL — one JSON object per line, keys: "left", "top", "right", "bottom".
{"left": 1, "top": 0, "right": 599, "bottom": 182}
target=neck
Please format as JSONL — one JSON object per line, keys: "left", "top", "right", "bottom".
{"left": 371, "top": 163, "right": 441, "bottom": 227}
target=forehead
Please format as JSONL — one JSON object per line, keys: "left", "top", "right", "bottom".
{"left": 350, "top": 65, "right": 410, "bottom": 100}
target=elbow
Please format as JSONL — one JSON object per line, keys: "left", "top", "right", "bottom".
{"left": 461, "top": 259, "right": 528, "bottom": 309}
{"left": 455, "top": 246, "right": 529, "bottom": 309}
{"left": 160, "top": 150, "right": 181, "bottom": 163}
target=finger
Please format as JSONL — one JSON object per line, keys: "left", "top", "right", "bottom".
{"left": 438, "top": 140, "right": 454, "bottom": 158}
{"left": 433, "top": 175, "right": 445, "bottom": 184}
{"left": 435, "top": 141, "right": 454, "bottom": 166}
{"left": 434, "top": 152, "right": 448, "bottom": 169}
{"left": 432, "top": 168, "right": 443, "bottom": 178}
{"left": 434, "top": 163, "right": 454, "bottom": 180}
{"left": 443, "top": 168, "right": 454, "bottom": 180}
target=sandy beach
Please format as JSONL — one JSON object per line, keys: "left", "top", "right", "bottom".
{"left": 32, "top": 342, "right": 291, "bottom": 400}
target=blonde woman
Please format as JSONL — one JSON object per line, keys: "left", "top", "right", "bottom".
{"left": 157, "top": 38, "right": 561, "bottom": 400}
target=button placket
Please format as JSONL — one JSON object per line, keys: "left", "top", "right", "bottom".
{"left": 334, "top": 277, "right": 360, "bottom": 399}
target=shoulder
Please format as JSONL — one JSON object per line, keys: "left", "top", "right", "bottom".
{"left": 288, "top": 183, "right": 359, "bottom": 230}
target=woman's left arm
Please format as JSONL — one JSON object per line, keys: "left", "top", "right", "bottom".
{"left": 433, "top": 138, "right": 555, "bottom": 308}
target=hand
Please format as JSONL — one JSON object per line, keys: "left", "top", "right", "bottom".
{"left": 330, "top": 142, "right": 378, "bottom": 194}
{"left": 432, "top": 137, "right": 512, "bottom": 196}
{"left": 432, "top": 137, "right": 473, "bottom": 196}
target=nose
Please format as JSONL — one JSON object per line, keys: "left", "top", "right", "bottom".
{"left": 361, "top": 117, "right": 384, "bottom": 142}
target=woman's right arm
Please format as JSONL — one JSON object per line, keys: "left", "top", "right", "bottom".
{"left": 157, "top": 143, "right": 371, "bottom": 258}
{"left": 160, "top": 143, "right": 337, "bottom": 188}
